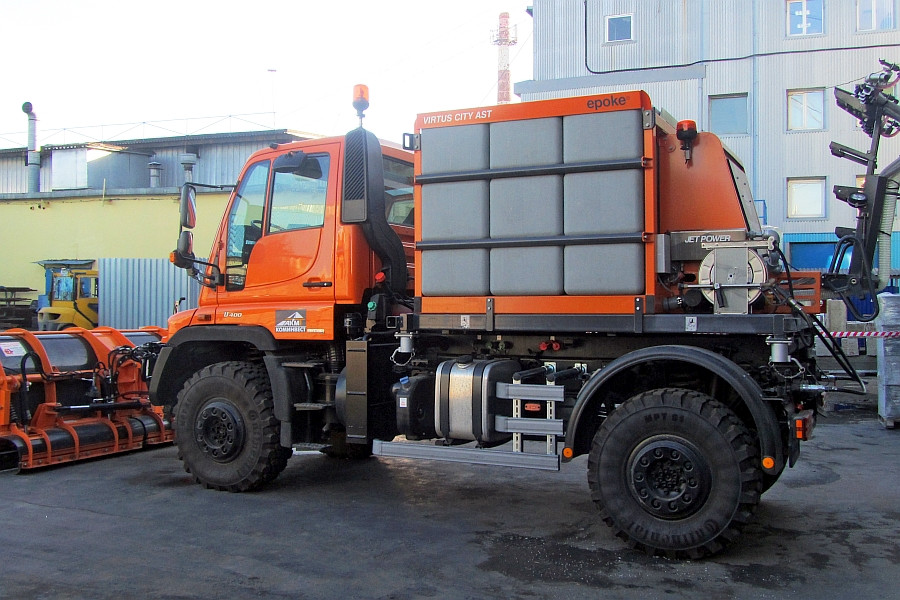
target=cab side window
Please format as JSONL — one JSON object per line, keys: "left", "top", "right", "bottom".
{"left": 384, "top": 156, "right": 414, "bottom": 226}
{"left": 225, "top": 160, "right": 270, "bottom": 291}
{"left": 79, "top": 277, "right": 98, "bottom": 299}
{"left": 269, "top": 154, "right": 330, "bottom": 233}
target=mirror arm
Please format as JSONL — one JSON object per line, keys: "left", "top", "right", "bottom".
{"left": 189, "top": 257, "right": 223, "bottom": 289}
{"left": 188, "top": 183, "right": 235, "bottom": 190}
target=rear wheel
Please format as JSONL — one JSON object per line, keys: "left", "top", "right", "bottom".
{"left": 588, "top": 388, "right": 762, "bottom": 558}
{"left": 175, "top": 361, "right": 290, "bottom": 491}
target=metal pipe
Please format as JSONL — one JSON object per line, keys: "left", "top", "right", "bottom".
{"left": 22, "top": 102, "right": 39, "bottom": 193}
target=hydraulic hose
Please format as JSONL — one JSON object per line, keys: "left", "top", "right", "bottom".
{"left": 773, "top": 249, "right": 867, "bottom": 395}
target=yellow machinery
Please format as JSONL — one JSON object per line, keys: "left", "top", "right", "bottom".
{"left": 37, "top": 269, "right": 99, "bottom": 331}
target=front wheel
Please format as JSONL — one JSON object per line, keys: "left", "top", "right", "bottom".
{"left": 174, "top": 361, "right": 290, "bottom": 491}
{"left": 588, "top": 388, "right": 762, "bottom": 558}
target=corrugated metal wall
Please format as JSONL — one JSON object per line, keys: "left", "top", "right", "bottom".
{"left": 98, "top": 258, "right": 200, "bottom": 329}
{"left": 150, "top": 141, "right": 269, "bottom": 188}
{"left": 0, "top": 154, "right": 26, "bottom": 193}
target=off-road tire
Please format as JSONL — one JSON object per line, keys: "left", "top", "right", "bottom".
{"left": 175, "top": 361, "right": 290, "bottom": 491}
{"left": 588, "top": 387, "right": 762, "bottom": 558}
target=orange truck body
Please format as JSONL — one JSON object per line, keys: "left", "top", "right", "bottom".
{"left": 148, "top": 90, "right": 827, "bottom": 558}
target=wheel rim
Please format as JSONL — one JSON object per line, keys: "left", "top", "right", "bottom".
{"left": 627, "top": 435, "right": 712, "bottom": 520}
{"left": 194, "top": 400, "right": 245, "bottom": 463}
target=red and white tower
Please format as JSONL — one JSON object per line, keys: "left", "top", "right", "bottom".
{"left": 492, "top": 12, "right": 518, "bottom": 104}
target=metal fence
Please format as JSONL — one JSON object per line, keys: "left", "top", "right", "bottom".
{"left": 98, "top": 258, "right": 200, "bottom": 329}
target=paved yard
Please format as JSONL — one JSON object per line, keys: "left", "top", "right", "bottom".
{"left": 0, "top": 400, "right": 897, "bottom": 600}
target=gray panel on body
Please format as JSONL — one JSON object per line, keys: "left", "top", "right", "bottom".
{"left": 421, "top": 249, "right": 490, "bottom": 296}
{"left": 490, "top": 175, "right": 563, "bottom": 238}
{"left": 490, "top": 118, "right": 562, "bottom": 168}
{"left": 491, "top": 247, "right": 564, "bottom": 295}
{"left": 563, "top": 110, "right": 644, "bottom": 163}
{"left": 564, "top": 244, "right": 645, "bottom": 295}
{"left": 421, "top": 124, "right": 489, "bottom": 174}
{"left": 564, "top": 171, "right": 644, "bottom": 235}
{"left": 421, "top": 181, "right": 489, "bottom": 241}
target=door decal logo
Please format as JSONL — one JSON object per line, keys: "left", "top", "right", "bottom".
{"left": 275, "top": 310, "right": 307, "bottom": 333}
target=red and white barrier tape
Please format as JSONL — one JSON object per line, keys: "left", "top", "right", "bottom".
{"left": 830, "top": 331, "right": 900, "bottom": 338}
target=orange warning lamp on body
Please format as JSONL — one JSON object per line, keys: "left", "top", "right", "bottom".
{"left": 353, "top": 84, "right": 370, "bottom": 120}
{"left": 676, "top": 119, "right": 698, "bottom": 161}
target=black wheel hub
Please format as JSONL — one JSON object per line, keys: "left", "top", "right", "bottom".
{"left": 628, "top": 436, "right": 712, "bottom": 519}
{"left": 194, "top": 400, "right": 245, "bottom": 463}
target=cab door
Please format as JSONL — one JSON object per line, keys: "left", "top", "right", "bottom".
{"left": 215, "top": 143, "right": 339, "bottom": 340}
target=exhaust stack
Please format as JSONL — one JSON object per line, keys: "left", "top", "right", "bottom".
{"left": 22, "top": 102, "right": 39, "bottom": 193}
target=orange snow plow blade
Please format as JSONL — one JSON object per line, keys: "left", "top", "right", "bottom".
{"left": 0, "top": 326, "right": 173, "bottom": 472}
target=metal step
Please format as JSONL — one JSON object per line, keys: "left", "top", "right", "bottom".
{"left": 496, "top": 383, "right": 565, "bottom": 402}
{"left": 495, "top": 416, "right": 564, "bottom": 436}
{"left": 293, "top": 403, "right": 333, "bottom": 411}
{"left": 373, "top": 440, "right": 560, "bottom": 471}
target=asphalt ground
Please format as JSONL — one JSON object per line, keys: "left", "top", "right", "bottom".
{"left": 0, "top": 389, "right": 897, "bottom": 600}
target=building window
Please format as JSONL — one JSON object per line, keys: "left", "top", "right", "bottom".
{"left": 787, "top": 89, "right": 825, "bottom": 130}
{"left": 858, "top": 0, "right": 894, "bottom": 31}
{"left": 606, "top": 14, "right": 632, "bottom": 42}
{"left": 709, "top": 94, "right": 749, "bottom": 135}
{"left": 787, "top": 177, "right": 826, "bottom": 219}
{"left": 787, "top": 0, "right": 824, "bottom": 35}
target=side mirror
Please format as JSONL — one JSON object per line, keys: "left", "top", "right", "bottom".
{"left": 171, "top": 230, "right": 196, "bottom": 270}
{"left": 180, "top": 185, "right": 197, "bottom": 229}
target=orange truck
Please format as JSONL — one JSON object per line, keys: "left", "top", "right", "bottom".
{"left": 147, "top": 84, "right": 874, "bottom": 559}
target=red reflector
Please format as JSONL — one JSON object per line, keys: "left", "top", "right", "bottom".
{"left": 794, "top": 409, "right": 815, "bottom": 441}
{"left": 524, "top": 402, "right": 541, "bottom": 412}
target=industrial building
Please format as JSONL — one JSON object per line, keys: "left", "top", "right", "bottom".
{"left": 517, "top": 0, "right": 900, "bottom": 273}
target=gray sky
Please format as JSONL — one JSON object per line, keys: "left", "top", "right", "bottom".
{"left": 0, "top": 0, "right": 534, "bottom": 148}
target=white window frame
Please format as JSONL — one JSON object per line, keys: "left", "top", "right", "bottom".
{"left": 857, "top": 0, "right": 895, "bottom": 31}
{"left": 787, "top": 177, "right": 827, "bottom": 219}
{"left": 787, "top": 0, "right": 824, "bottom": 36}
{"left": 605, "top": 14, "right": 633, "bottom": 43}
{"left": 787, "top": 89, "right": 825, "bottom": 131}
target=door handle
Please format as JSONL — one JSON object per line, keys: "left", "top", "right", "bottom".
{"left": 303, "top": 281, "right": 333, "bottom": 288}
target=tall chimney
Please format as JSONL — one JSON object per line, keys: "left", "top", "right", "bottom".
{"left": 22, "top": 102, "right": 40, "bottom": 193}
{"left": 492, "top": 13, "right": 518, "bottom": 104}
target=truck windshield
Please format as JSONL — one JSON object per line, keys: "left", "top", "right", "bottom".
{"left": 225, "top": 160, "right": 270, "bottom": 290}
